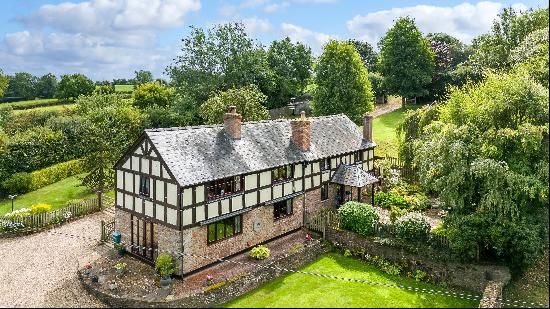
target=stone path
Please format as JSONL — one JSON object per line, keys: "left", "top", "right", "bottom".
{"left": 0, "top": 209, "right": 113, "bottom": 308}
{"left": 371, "top": 97, "right": 402, "bottom": 118}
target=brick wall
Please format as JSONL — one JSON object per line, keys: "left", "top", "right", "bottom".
{"left": 115, "top": 209, "right": 131, "bottom": 243}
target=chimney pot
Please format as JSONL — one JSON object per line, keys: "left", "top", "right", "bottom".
{"left": 363, "top": 112, "right": 374, "bottom": 142}
{"left": 224, "top": 106, "right": 242, "bottom": 140}
{"left": 291, "top": 111, "right": 311, "bottom": 151}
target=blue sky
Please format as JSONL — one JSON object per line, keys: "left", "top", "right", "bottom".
{"left": 0, "top": 0, "right": 547, "bottom": 80}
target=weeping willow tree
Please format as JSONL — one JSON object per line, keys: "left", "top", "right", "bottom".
{"left": 397, "top": 71, "right": 549, "bottom": 269}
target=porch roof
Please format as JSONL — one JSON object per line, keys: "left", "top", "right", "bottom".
{"left": 330, "top": 164, "right": 379, "bottom": 187}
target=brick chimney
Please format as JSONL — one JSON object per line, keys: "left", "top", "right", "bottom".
{"left": 224, "top": 106, "right": 241, "bottom": 140}
{"left": 291, "top": 111, "right": 311, "bottom": 151}
{"left": 363, "top": 112, "right": 374, "bottom": 142}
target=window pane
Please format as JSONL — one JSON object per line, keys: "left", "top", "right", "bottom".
{"left": 226, "top": 218, "right": 234, "bottom": 237}
{"left": 208, "top": 224, "right": 216, "bottom": 243}
{"left": 216, "top": 222, "right": 225, "bottom": 240}
{"left": 286, "top": 199, "right": 293, "bottom": 214}
{"left": 235, "top": 216, "right": 241, "bottom": 234}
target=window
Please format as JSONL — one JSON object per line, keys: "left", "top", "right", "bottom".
{"left": 320, "top": 158, "right": 331, "bottom": 171}
{"left": 273, "top": 165, "right": 293, "bottom": 183}
{"left": 139, "top": 176, "right": 150, "bottom": 197}
{"left": 354, "top": 151, "right": 363, "bottom": 162}
{"left": 274, "top": 198, "right": 293, "bottom": 219}
{"left": 207, "top": 175, "right": 244, "bottom": 200}
{"left": 207, "top": 215, "right": 242, "bottom": 244}
{"left": 321, "top": 182, "right": 329, "bottom": 201}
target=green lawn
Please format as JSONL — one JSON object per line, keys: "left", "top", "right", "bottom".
{"left": 373, "top": 105, "right": 421, "bottom": 157}
{"left": 224, "top": 253, "right": 478, "bottom": 308}
{"left": 0, "top": 98, "right": 59, "bottom": 109}
{"left": 0, "top": 174, "right": 94, "bottom": 216}
{"left": 115, "top": 84, "right": 134, "bottom": 92}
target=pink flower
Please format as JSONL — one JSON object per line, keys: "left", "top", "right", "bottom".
{"left": 305, "top": 234, "right": 312, "bottom": 241}
{"left": 206, "top": 275, "right": 213, "bottom": 281}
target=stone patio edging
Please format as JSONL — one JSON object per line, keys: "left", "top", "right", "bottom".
{"left": 79, "top": 240, "right": 328, "bottom": 308}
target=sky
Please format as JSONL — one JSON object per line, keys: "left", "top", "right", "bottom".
{"left": 0, "top": 0, "right": 547, "bottom": 81}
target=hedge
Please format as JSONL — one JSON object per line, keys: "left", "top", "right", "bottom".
{"left": 338, "top": 201, "right": 379, "bottom": 237}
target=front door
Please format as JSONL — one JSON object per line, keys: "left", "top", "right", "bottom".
{"left": 335, "top": 184, "right": 345, "bottom": 207}
{"left": 130, "top": 215, "right": 157, "bottom": 263}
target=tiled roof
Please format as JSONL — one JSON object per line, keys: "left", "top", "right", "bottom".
{"left": 146, "top": 114, "right": 375, "bottom": 187}
{"left": 330, "top": 164, "right": 379, "bottom": 187}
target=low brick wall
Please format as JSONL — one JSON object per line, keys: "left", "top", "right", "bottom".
{"left": 79, "top": 240, "right": 328, "bottom": 308}
{"left": 478, "top": 280, "right": 505, "bottom": 308}
{"left": 326, "top": 228, "right": 510, "bottom": 293}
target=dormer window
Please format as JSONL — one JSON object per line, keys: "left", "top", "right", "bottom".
{"left": 320, "top": 158, "right": 331, "bottom": 171}
{"left": 208, "top": 175, "right": 244, "bottom": 200}
{"left": 139, "top": 176, "right": 150, "bottom": 197}
{"left": 354, "top": 151, "right": 363, "bottom": 162}
{"left": 273, "top": 165, "right": 293, "bottom": 183}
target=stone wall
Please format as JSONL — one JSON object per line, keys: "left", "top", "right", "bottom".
{"left": 478, "top": 280, "right": 505, "bottom": 308}
{"left": 326, "top": 228, "right": 511, "bottom": 293}
{"left": 115, "top": 209, "right": 131, "bottom": 243}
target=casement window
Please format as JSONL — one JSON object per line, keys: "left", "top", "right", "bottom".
{"left": 320, "top": 158, "right": 331, "bottom": 171}
{"left": 273, "top": 165, "right": 293, "bottom": 183}
{"left": 321, "top": 182, "right": 329, "bottom": 201}
{"left": 354, "top": 151, "right": 363, "bottom": 162}
{"left": 139, "top": 176, "right": 150, "bottom": 197}
{"left": 207, "top": 175, "right": 244, "bottom": 200}
{"left": 207, "top": 215, "right": 242, "bottom": 244}
{"left": 273, "top": 198, "right": 293, "bottom": 219}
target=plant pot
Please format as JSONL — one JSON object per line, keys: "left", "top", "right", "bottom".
{"left": 160, "top": 276, "right": 172, "bottom": 289}
{"left": 117, "top": 249, "right": 125, "bottom": 257}
{"left": 115, "top": 268, "right": 125, "bottom": 275}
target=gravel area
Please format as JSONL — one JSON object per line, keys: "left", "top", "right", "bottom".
{"left": 0, "top": 209, "right": 113, "bottom": 308}
{"left": 374, "top": 206, "right": 446, "bottom": 227}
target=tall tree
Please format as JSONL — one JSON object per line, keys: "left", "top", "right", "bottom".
{"left": 312, "top": 40, "right": 374, "bottom": 123}
{"left": 134, "top": 70, "right": 153, "bottom": 85}
{"left": 511, "top": 26, "right": 549, "bottom": 87}
{"left": 266, "top": 37, "right": 313, "bottom": 109}
{"left": 55, "top": 73, "right": 95, "bottom": 101}
{"left": 5, "top": 72, "right": 37, "bottom": 99}
{"left": 35, "top": 73, "right": 58, "bottom": 98}
{"left": 0, "top": 69, "right": 8, "bottom": 98}
{"left": 133, "top": 82, "right": 174, "bottom": 110}
{"left": 347, "top": 39, "right": 378, "bottom": 72}
{"left": 378, "top": 17, "right": 435, "bottom": 106}
{"left": 200, "top": 85, "right": 269, "bottom": 125}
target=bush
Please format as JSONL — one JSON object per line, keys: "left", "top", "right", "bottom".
{"left": 394, "top": 212, "right": 431, "bottom": 241}
{"left": 249, "top": 245, "right": 270, "bottom": 260}
{"left": 430, "top": 224, "right": 448, "bottom": 238}
{"left": 368, "top": 255, "right": 402, "bottom": 276}
{"left": 30, "top": 203, "right": 52, "bottom": 214}
{"left": 29, "top": 159, "right": 84, "bottom": 191}
{"left": 4, "top": 208, "right": 32, "bottom": 219}
{"left": 1, "top": 172, "right": 32, "bottom": 195}
{"left": 374, "top": 191, "right": 408, "bottom": 209}
{"left": 155, "top": 254, "right": 177, "bottom": 278}
{"left": 390, "top": 205, "right": 410, "bottom": 223}
{"left": 338, "top": 201, "right": 379, "bottom": 237}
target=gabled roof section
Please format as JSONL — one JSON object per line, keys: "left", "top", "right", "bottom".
{"left": 330, "top": 164, "right": 379, "bottom": 187}
{"left": 145, "top": 114, "right": 376, "bottom": 187}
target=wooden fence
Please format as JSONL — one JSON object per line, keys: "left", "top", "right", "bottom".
{"left": 379, "top": 155, "right": 419, "bottom": 183}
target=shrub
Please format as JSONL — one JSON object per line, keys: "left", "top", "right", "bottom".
{"left": 4, "top": 208, "right": 32, "bottom": 219}
{"left": 338, "top": 201, "right": 379, "bottom": 237}
{"left": 204, "top": 281, "right": 226, "bottom": 293}
{"left": 390, "top": 205, "right": 410, "bottom": 223}
{"left": 30, "top": 203, "right": 52, "bottom": 214}
{"left": 155, "top": 254, "right": 177, "bottom": 278}
{"left": 368, "top": 255, "right": 402, "bottom": 276}
{"left": 404, "top": 192, "right": 430, "bottom": 211}
{"left": 0, "top": 221, "right": 25, "bottom": 232}
{"left": 412, "top": 269, "right": 428, "bottom": 282}
{"left": 29, "top": 159, "right": 84, "bottom": 191}
{"left": 430, "top": 224, "right": 448, "bottom": 238}
{"left": 249, "top": 245, "right": 270, "bottom": 260}
{"left": 1, "top": 172, "right": 32, "bottom": 195}
{"left": 374, "top": 191, "right": 408, "bottom": 209}
{"left": 394, "top": 212, "right": 431, "bottom": 241}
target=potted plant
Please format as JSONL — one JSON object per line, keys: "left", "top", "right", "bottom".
{"left": 155, "top": 254, "right": 176, "bottom": 289}
{"left": 114, "top": 262, "right": 127, "bottom": 274}
{"left": 114, "top": 243, "right": 126, "bottom": 256}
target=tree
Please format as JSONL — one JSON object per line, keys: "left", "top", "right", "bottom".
{"left": 56, "top": 73, "right": 95, "bottom": 101}
{"left": 347, "top": 40, "right": 378, "bottom": 72}
{"left": 35, "top": 73, "right": 58, "bottom": 98}
{"left": 426, "top": 33, "right": 469, "bottom": 69}
{"left": 511, "top": 27, "right": 549, "bottom": 87}
{"left": 200, "top": 85, "right": 269, "bottom": 124}
{"left": 133, "top": 82, "right": 174, "bottom": 110}
{"left": 312, "top": 40, "right": 374, "bottom": 123}
{"left": 134, "top": 70, "right": 153, "bottom": 85}
{"left": 266, "top": 37, "right": 313, "bottom": 109}
{"left": 168, "top": 23, "right": 275, "bottom": 109}
{"left": 0, "top": 69, "right": 8, "bottom": 98}
{"left": 378, "top": 17, "right": 435, "bottom": 105}
{"left": 4, "top": 72, "right": 37, "bottom": 99}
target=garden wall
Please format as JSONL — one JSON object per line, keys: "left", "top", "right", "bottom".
{"left": 326, "top": 228, "right": 511, "bottom": 293}
{"left": 79, "top": 239, "right": 328, "bottom": 308}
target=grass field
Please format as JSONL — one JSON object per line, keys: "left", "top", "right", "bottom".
{"left": 0, "top": 174, "right": 95, "bottom": 216}
{"left": 224, "top": 253, "right": 478, "bottom": 308}
{"left": 0, "top": 98, "right": 59, "bottom": 109}
{"left": 12, "top": 103, "right": 76, "bottom": 115}
{"left": 372, "top": 105, "right": 421, "bottom": 157}
{"left": 115, "top": 84, "right": 134, "bottom": 92}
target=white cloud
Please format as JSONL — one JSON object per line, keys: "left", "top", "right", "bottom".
{"left": 346, "top": 1, "right": 526, "bottom": 46}
{"left": 281, "top": 23, "right": 336, "bottom": 54}
{"left": 264, "top": 2, "right": 290, "bottom": 13}
{"left": 242, "top": 17, "right": 274, "bottom": 34}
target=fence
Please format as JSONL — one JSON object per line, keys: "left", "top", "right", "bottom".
{"left": 378, "top": 155, "right": 419, "bottom": 183}
{"left": 101, "top": 218, "right": 116, "bottom": 242}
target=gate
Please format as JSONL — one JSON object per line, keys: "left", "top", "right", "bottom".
{"left": 100, "top": 219, "right": 116, "bottom": 242}
{"left": 304, "top": 208, "right": 340, "bottom": 238}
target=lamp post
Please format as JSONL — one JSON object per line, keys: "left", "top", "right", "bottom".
{"left": 8, "top": 194, "right": 17, "bottom": 212}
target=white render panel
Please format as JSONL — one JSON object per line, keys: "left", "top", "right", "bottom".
{"left": 259, "top": 188, "right": 270, "bottom": 203}
{"left": 232, "top": 196, "right": 243, "bottom": 210}
{"left": 363, "top": 162, "right": 368, "bottom": 171}
{"left": 322, "top": 172, "right": 329, "bottom": 182}
{"left": 350, "top": 155, "right": 355, "bottom": 164}
{"left": 116, "top": 170, "right": 124, "bottom": 189}
{"left": 134, "top": 197, "right": 142, "bottom": 213}
{"left": 313, "top": 175, "right": 321, "bottom": 187}
{"left": 155, "top": 180, "right": 164, "bottom": 202}
{"left": 363, "top": 150, "right": 369, "bottom": 159}
{"left": 122, "top": 158, "right": 130, "bottom": 169}
{"left": 304, "top": 164, "right": 311, "bottom": 176}
{"left": 245, "top": 174, "right": 257, "bottom": 190}
{"left": 273, "top": 184, "right": 282, "bottom": 199}
{"left": 145, "top": 200, "right": 153, "bottom": 217}
{"left": 207, "top": 202, "right": 218, "bottom": 219}
{"left": 155, "top": 204, "right": 164, "bottom": 221}
{"left": 284, "top": 182, "right": 293, "bottom": 195}
{"left": 245, "top": 193, "right": 257, "bottom": 207}
{"left": 182, "top": 208, "right": 192, "bottom": 226}
{"left": 166, "top": 183, "right": 177, "bottom": 206}
{"left": 135, "top": 145, "right": 143, "bottom": 155}
{"left": 369, "top": 149, "right": 374, "bottom": 158}
{"left": 124, "top": 172, "right": 133, "bottom": 192}
{"left": 141, "top": 158, "right": 150, "bottom": 174}
{"left": 369, "top": 160, "right": 374, "bottom": 171}
{"left": 131, "top": 156, "right": 139, "bottom": 171}
{"left": 124, "top": 194, "right": 132, "bottom": 210}
{"left": 116, "top": 191, "right": 123, "bottom": 207}
{"left": 294, "top": 180, "right": 303, "bottom": 192}
{"left": 152, "top": 160, "right": 160, "bottom": 177}
{"left": 166, "top": 208, "right": 177, "bottom": 225}
{"left": 259, "top": 171, "right": 270, "bottom": 187}
{"left": 221, "top": 199, "right": 230, "bottom": 214}
{"left": 183, "top": 188, "right": 192, "bottom": 207}
{"left": 330, "top": 157, "right": 338, "bottom": 168}
{"left": 134, "top": 174, "right": 139, "bottom": 194}
{"left": 294, "top": 163, "right": 302, "bottom": 178}
{"left": 304, "top": 177, "right": 312, "bottom": 190}
{"left": 312, "top": 162, "right": 320, "bottom": 173}
{"left": 196, "top": 206, "right": 205, "bottom": 222}
{"left": 196, "top": 185, "right": 205, "bottom": 203}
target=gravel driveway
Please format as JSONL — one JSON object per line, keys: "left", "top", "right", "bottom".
{"left": 0, "top": 210, "right": 113, "bottom": 308}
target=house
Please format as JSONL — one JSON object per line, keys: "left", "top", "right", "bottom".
{"left": 114, "top": 107, "right": 379, "bottom": 275}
